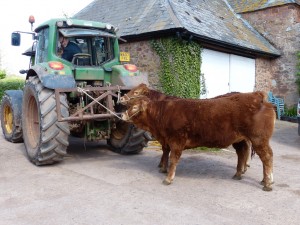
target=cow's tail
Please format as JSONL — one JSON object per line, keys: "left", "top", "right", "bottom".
{"left": 256, "top": 91, "right": 268, "bottom": 103}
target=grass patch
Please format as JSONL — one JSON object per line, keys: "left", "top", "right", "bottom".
{"left": 148, "top": 141, "right": 221, "bottom": 152}
{"left": 0, "top": 76, "right": 25, "bottom": 101}
{"left": 190, "top": 146, "right": 221, "bottom": 152}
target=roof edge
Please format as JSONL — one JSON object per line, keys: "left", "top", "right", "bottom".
{"left": 191, "top": 32, "right": 281, "bottom": 58}
{"left": 121, "top": 29, "right": 281, "bottom": 59}
{"left": 235, "top": 2, "right": 299, "bottom": 14}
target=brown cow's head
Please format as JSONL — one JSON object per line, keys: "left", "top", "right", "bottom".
{"left": 121, "top": 97, "right": 149, "bottom": 122}
{"left": 120, "top": 83, "right": 150, "bottom": 105}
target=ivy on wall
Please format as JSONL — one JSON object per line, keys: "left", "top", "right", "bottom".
{"left": 151, "top": 37, "right": 205, "bottom": 98}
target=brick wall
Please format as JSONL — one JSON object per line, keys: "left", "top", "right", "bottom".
{"left": 242, "top": 4, "right": 300, "bottom": 106}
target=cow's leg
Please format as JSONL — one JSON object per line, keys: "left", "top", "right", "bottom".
{"left": 244, "top": 140, "right": 252, "bottom": 169}
{"left": 158, "top": 145, "right": 170, "bottom": 173}
{"left": 232, "top": 140, "right": 251, "bottom": 180}
{"left": 163, "top": 148, "right": 182, "bottom": 185}
{"left": 252, "top": 141, "right": 273, "bottom": 191}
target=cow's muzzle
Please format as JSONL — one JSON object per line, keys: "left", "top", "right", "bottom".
{"left": 121, "top": 111, "right": 131, "bottom": 121}
{"left": 121, "top": 108, "right": 141, "bottom": 121}
{"left": 120, "top": 94, "right": 130, "bottom": 105}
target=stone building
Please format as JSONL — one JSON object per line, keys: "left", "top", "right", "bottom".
{"left": 228, "top": 0, "right": 300, "bottom": 107}
{"left": 75, "top": 0, "right": 300, "bottom": 106}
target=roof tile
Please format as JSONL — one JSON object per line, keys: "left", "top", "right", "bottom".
{"left": 74, "top": 0, "right": 281, "bottom": 56}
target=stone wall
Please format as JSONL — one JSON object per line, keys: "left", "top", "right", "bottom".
{"left": 119, "top": 4, "right": 300, "bottom": 106}
{"left": 119, "top": 40, "right": 162, "bottom": 90}
{"left": 254, "top": 57, "right": 274, "bottom": 92}
{"left": 242, "top": 4, "right": 300, "bottom": 106}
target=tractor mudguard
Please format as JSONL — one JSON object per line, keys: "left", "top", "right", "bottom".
{"left": 4, "top": 90, "right": 23, "bottom": 127}
{"left": 111, "top": 65, "right": 149, "bottom": 87}
{"left": 39, "top": 74, "right": 76, "bottom": 89}
{"left": 27, "top": 64, "right": 76, "bottom": 89}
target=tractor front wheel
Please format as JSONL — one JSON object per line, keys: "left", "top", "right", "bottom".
{"left": 108, "top": 121, "right": 151, "bottom": 154}
{"left": 0, "top": 91, "right": 23, "bottom": 143}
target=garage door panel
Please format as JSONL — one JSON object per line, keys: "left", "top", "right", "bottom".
{"left": 201, "top": 49, "right": 229, "bottom": 98}
{"left": 230, "top": 55, "right": 255, "bottom": 93}
{"left": 201, "top": 49, "right": 255, "bottom": 98}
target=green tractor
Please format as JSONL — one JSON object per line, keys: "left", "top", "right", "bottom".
{"left": 0, "top": 17, "right": 150, "bottom": 165}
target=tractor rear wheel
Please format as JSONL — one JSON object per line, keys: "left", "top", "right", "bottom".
{"left": 22, "top": 76, "right": 70, "bottom": 165}
{"left": 108, "top": 121, "right": 151, "bottom": 154}
{"left": 0, "top": 92, "right": 23, "bottom": 143}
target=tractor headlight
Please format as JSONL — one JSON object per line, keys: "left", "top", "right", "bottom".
{"left": 106, "top": 24, "right": 112, "bottom": 30}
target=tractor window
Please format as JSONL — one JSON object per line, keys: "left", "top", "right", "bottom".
{"left": 65, "top": 36, "right": 114, "bottom": 66}
{"left": 92, "top": 37, "right": 114, "bottom": 65}
{"left": 36, "top": 28, "right": 49, "bottom": 63}
{"left": 76, "top": 38, "right": 88, "bottom": 54}
{"left": 57, "top": 28, "right": 115, "bottom": 66}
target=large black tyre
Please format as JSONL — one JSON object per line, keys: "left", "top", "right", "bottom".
{"left": 0, "top": 91, "right": 23, "bottom": 143}
{"left": 22, "top": 76, "right": 70, "bottom": 165}
{"left": 108, "top": 121, "right": 151, "bottom": 154}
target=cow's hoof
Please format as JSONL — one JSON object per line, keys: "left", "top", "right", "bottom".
{"left": 159, "top": 168, "right": 167, "bottom": 173}
{"left": 163, "top": 179, "right": 172, "bottom": 185}
{"left": 263, "top": 186, "right": 272, "bottom": 191}
{"left": 232, "top": 175, "right": 242, "bottom": 180}
{"left": 260, "top": 180, "right": 274, "bottom": 186}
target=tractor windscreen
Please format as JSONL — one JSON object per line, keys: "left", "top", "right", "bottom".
{"left": 58, "top": 28, "right": 116, "bottom": 65}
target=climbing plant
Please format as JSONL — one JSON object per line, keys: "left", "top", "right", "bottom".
{"left": 151, "top": 37, "right": 205, "bottom": 98}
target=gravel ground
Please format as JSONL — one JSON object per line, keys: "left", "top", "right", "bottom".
{"left": 0, "top": 120, "right": 300, "bottom": 225}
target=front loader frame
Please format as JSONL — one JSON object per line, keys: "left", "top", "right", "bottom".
{"left": 55, "top": 86, "right": 131, "bottom": 122}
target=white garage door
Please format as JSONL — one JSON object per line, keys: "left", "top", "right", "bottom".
{"left": 229, "top": 54, "right": 255, "bottom": 93}
{"left": 200, "top": 49, "right": 255, "bottom": 98}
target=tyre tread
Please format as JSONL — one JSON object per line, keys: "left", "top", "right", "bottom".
{"left": 23, "top": 76, "right": 70, "bottom": 165}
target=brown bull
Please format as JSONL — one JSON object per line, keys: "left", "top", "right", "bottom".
{"left": 120, "top": 83, "right": 178, "bottom": 104}
{"left": 121, "top": 83, "right": 252, "bottom": 177}
{"left": 120, "top": 83, "right": 240, "bottom": 104}
{"left": 121, "top": 92, "right": 275, "bottom": 191}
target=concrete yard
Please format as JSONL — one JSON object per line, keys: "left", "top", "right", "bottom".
{"left": 0, "top": 120, "right": 300, "bottom": 225}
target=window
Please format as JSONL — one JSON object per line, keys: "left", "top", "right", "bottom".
{"left": 36, "top": 28, "right": 49, "bottom": 63}
{"left": 92, "top": 36, "right": 114, "bottom": 65}
{"left": 58, "top": 28, "right": 115, "bottom": 66}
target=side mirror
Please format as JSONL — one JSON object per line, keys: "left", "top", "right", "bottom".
{"left": 11, "top": 32, "right": 21, "bottom": 46}
{"left": 19, "top": 69, "right": 28, "bottom": 74}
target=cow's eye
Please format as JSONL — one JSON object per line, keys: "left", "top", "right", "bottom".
{"left": 133, "top": 105, "right": 138, "bottom": 111}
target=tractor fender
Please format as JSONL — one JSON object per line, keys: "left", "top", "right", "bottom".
{"left": 26, "top": 64, "right": 76, "bottom": 89}
{"left": 111, "top": 65, "right": 149, "bottom": 87}
{"left": 4, "top": 90, "right": 23, "bottom": 127}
